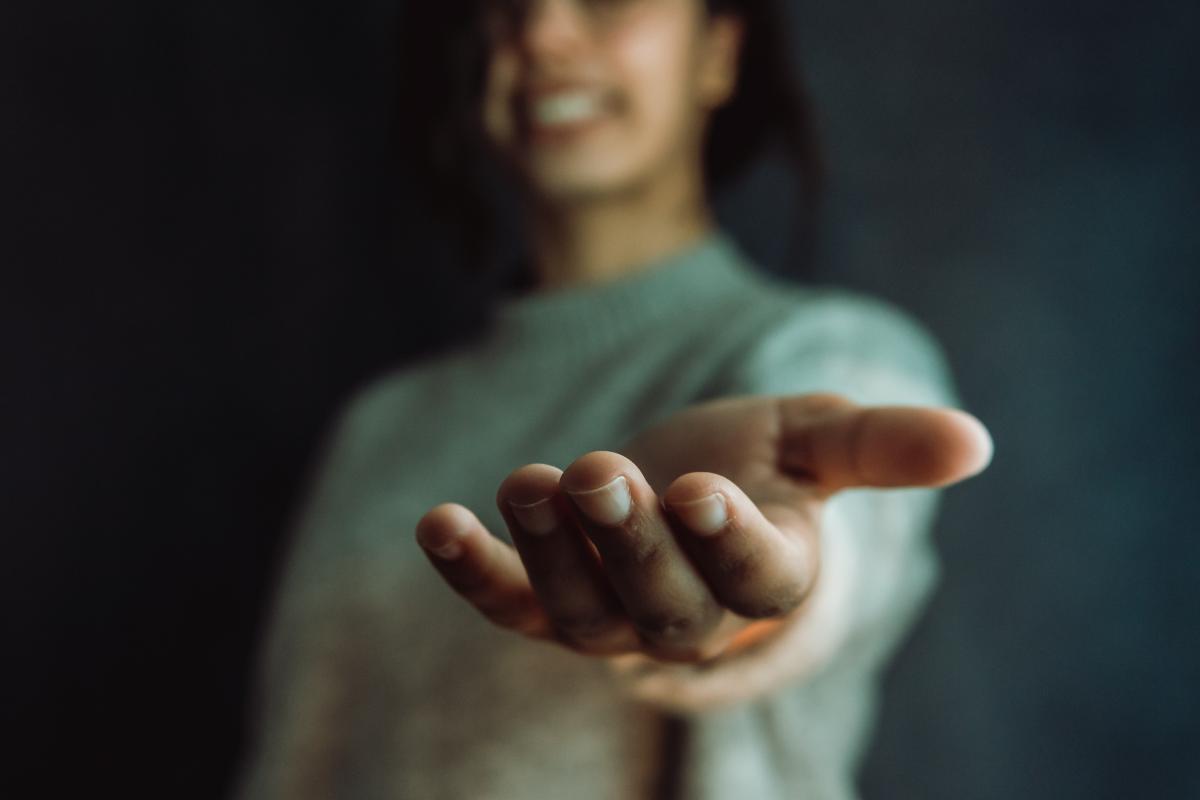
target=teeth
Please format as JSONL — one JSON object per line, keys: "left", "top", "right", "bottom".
{"left": 532, "top": 92, "right": 604, "bottom": 126}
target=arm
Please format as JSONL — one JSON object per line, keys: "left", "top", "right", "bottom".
{"left": 410, "top": 292, "right": 991, "bottom": 727}
{"left": 602, "top": 293, "right": 969, "bottom": 713}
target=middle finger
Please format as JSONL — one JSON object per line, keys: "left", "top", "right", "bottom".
{"left": 497, "top": 464, "right": 642, "bottom": 655}
{"left": 560, "top": 450, "right": 727, "bottom": 661}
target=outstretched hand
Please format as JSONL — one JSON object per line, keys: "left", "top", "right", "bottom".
{"left": 414, "top": 392, "right": 993, "bottom": 664}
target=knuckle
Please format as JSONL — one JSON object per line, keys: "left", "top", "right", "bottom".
{"left": 727, "top": 581, "right": 810, "bottom": 619}
{"left": 552, "top": 612, "right": 621, "bottom": 640}
{"left": 715, "top": 550, "right": 761, "bottom": 589}
{"left": 599, "top": 532, "right": 665, "bottom": 572}
{"left": 632, "top": 612, "right": 698, "bottom": 642}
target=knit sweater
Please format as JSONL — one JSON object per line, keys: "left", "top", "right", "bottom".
{"left": 234, "top": 230, "right": 963, "bottom": 799}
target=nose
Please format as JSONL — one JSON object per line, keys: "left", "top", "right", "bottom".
{"left": 518, "top": 0, "right": 589, "bottom": 58}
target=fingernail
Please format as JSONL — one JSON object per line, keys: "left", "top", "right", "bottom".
{"left": 417, "top": 526, "right": 465, "bottom": 560}
{"left": 669, "top": 492, "right": 728, "bottom": 536}
{"left": 507, "top": 496, "right": 558, "bottom": 535}
{"left": 566, "top": 475, "right": 631, "bottom": 526}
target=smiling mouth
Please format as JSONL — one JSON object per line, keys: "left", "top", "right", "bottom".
{"left": 518, "top": 88, "right": 616, "bottom": 144}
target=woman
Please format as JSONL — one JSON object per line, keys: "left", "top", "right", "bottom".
{"left": 236, "top": 1, "right": 993, "bottom": 797}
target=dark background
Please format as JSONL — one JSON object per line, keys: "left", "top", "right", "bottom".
{"left": 3, "top": 1, "right": 1197, "bottom": 798}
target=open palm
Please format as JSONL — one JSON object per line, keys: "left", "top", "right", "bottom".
{"left": 414, "top": 392, "right": 993, "bottom": 664}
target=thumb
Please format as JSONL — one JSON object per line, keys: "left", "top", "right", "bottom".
{"left": 777, "top": 393, "right": 994, "bottom": 497}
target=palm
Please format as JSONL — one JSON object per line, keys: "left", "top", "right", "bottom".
{"left": 621, "top": 391, "right": 990, "bottom": 542}
{"left": 616, "top": 395, "right": 832, "bottom": 549}
{"left": 619, "top": 395, "right": 790, "bottom": 495}
{"left": 415, "top": 392, "right": 993, "bottom": 664}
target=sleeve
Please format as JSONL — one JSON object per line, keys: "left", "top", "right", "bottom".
{"left": 602, "top": 290, "right": 964, "bottom": 719}
{"left": 231, "top": 385, "right": 399, "bottom": 800}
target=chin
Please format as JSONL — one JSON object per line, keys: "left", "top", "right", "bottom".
{"left": 520, "top": 159, "right": 646, "bottom": 203}
{"left": 530, "top": 177, "right": 630, "bottom": 203}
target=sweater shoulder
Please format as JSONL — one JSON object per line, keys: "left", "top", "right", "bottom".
{"left": 727, "top": 269, "right": 943, "bottom": 350}
{"left": 327, "top": 335, "right": 482, "bottom": 442}
{"left": 705, "top": 273, "right": 962, "bottom": 408}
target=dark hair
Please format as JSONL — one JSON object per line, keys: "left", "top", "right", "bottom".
{"left": 393, "top": 0, "right": 822, "bottom": 277}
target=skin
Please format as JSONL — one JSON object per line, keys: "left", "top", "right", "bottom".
{"left": 414, "top": 0, "right": 995, "bottom": 669}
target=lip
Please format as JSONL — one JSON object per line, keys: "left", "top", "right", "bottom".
{"left": 515, "top": 83, "right": 614, "bottom": 146}
{"left": 522, "top": 80, "right": 606, "bottom": 100}
{"left": 526, "top": 114, "right": 608, "bottom": 146}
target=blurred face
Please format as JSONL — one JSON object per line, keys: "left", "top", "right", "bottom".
{"left": 480, "top": 0, "right": 742, "bottom": 202}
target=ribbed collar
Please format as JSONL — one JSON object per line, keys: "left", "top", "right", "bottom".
{"left": 483, "top": 229, "right": 758, "bottom": 361}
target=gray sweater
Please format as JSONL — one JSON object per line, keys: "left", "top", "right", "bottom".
{"left": 234, "top": 231, "right": 963, "bottom": 799}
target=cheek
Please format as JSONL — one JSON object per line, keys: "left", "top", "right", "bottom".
{"left": 482, "top": 51, "right": 520, "bottom": 147}
{"left": 608, "top": 19, "right": 702, "bottom": 153}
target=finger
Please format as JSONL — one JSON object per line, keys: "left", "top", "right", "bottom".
{"left": 559, "top": 451, "right": 727, "bottom": 661}
{"left": 662, "top": 471, "right": 819, "bottom": 620}
{"left": 414, "top": 502, "right": 554, "bottom": 639}
{"left": 496, "top": 464, "right": 642, "bottom": 655}
{"left": 776, "top": 393, "right": 995, "bottom": 497}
